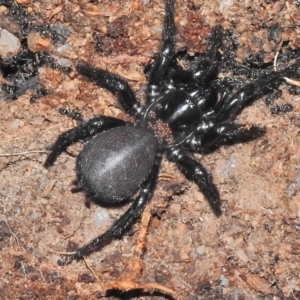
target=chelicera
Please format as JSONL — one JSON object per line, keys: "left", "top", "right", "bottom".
{"left": 44, "top": 0, "right": 298, "bottom": 265}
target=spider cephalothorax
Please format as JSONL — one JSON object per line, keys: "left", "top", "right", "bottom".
{"left": 44, "top": 0, "right": 299, "bottom": 265}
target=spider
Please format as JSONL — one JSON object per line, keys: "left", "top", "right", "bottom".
{"left": 44, "top": 0, "right": 298, "bottom": 265}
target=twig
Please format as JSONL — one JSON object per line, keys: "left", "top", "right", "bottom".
{"left": 4, "top": 219, "right": 19, "bottom": 246}
{"left": 273, "top": 44, "right": 282, "bottom": 72}
{"left": 20, "top": 261, "right": 27, "bottom": 278}
{"left": 0, "top": 150, "right": 49, "bottom": 157}
{"left": 83, "top": 256, "right": 100, "bottom": 282}
{"left": 47, "top": 248, "right": 76, "bottom": 256}
{"left": 273, "top": 42, "right": 300, "bottom": 87}
{"left": 151, "top": 248, "right": 196, "bottom": 297}
{"left": 284, "top": 77, "right": 300, "bottom": 87}
{"left": 1, "top": 124, "right": 60, "bottom": 144}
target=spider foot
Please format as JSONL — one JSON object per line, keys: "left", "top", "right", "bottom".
{"left": 57, "top": 254, "right": 77, "bottom": 266}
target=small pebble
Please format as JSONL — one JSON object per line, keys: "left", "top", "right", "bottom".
{"left": 219, "top": 274, "right": 229, "bottom": 287}
{"left": 92, "top": 208, "right": 111, "bottom": 228}
{"left": 196, "top": 245, "right": 206, "bottom": 255}
{"left": 0, "top": 28, "right": 21, "bottom": 59}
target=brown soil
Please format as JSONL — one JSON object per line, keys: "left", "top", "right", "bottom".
{"left": 1, "top": 0, "right": 300, "bottom": 299}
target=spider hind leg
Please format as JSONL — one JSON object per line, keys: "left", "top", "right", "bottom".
{"left": 57, "top": 154, "right": 162, "bottom": 265}
{"left": 44, "top": 116, "right": 126, "bottom": 168}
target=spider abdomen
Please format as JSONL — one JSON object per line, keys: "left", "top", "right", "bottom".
{"left": 76, "top": 126, "right": 158, "bottom": 205}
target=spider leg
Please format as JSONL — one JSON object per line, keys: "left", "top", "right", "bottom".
{"left": 170, "top": 150, "right": 222, "bottom": 216}
{"left": 215, "top": 78, "right": 274, "bottom": 123}
{"left": 192, "top": 26, "right": 223, "bottom": 84}
{"left": 44, "top": 116, "right": 126, "bottom": 168}
{"left": 214, "top": 59, "right": 300, "bottom": 123}
{"left": 191, "top": 123, "right": 266, "bottom": 154}
{"left": 148, "top": 0, "right": 176, "bottom": 87}
{"left": 57, "top": 154, "right": 162, "bottom": 265}
{"left": 76, "top": 63, "right": 142, "bottom": 116}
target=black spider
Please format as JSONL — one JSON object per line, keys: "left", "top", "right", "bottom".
{"left": 44, "top": 0, "right": 299, "bottom": 265}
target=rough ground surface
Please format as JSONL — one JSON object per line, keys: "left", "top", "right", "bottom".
{"left": 1, "top": 0, "right": 300, "bottom": 299}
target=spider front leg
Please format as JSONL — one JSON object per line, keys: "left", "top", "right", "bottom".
{"left": 147, "top": 0, "right": 176, "bottom": 88}
{"left": 44, "top": 116, "right": 126, "bottom": 168}
{"left": 213, "top": 42, "right": 300, "bottom": 123}
{"left": 170, "top": 150, "right": 222, "bottom": 216}
{"left": 58, "top": 154, "right": 162, "bottom": 266}
{"left": 76, "top": 63, "right": 142, "bottom": 116}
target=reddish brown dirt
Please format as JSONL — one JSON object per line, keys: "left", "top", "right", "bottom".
{"left": 1, "top": 0, "right": 300, "bottom": 299}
